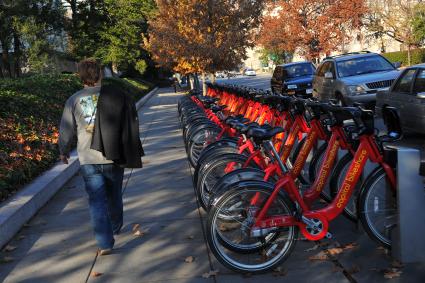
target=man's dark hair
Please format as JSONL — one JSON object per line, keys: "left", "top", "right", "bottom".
{"left": 78, "top": 59, "right": 101, "bottom": 86}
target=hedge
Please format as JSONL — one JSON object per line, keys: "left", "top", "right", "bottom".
{"left": 382, "top": 48, "right": 425, "bottom": 66}
{"left": 0, "top": 74, "right": 153, "bottom": 203}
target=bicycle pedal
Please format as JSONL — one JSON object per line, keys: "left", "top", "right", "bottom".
{"left": 325, "top": 232, "right": 332, "bottom": 239}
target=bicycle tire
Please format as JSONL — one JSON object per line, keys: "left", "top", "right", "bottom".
{"left": 358, "top": 166, "right": 397, "bottom": 249}
{"left": 206, "top": 182, "right": 298, "bottom": 274}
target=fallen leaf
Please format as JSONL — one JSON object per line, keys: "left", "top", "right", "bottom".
{"left": 134, "top": 229, "right": 146, "bottom": 237}
{"left": 327, "top": 247, "right": 344, "bottom": 256}
{"left": 202, "top": 270, "right": 219, "bottom": 278}
{"left": 304, "top": 244, "right": 319, "bottom": 252}
{"left": 347, "top": 265, "right": 360, "bottom": 274}
{"left": 331, "top": 266, "right": 344, "bottom": 273}
{"left": 343, "top": 242, "right": 358, "bottom": 250}
{"left": 391, "top": 260, "right": 403, "bottom": 268}
{"left": 3, "top": 245, "right": 16, "bottom": 252}
{"left": 187, "top": 235, "right": 195, "bottom": 240}
{"left": 384, "top": 268, "right": 402, "bottom": 279}
{"left": 0, "top": 256, "right": 14, "bottom": 264}
{"left": 218, "top": 222, "right": 240, "bottom": 232}
{"left": 272, "top": 266, "right": 287, "bottom": 277}
{"left": 184, "top": 256, "right": 195, "bottom": 263}
{"left": 309, "top": 251, "right": 328, "bottom": 261}
{"left": 132, "top": 223, "right": 140, "bottom": 232}
{"left": 91, "top": 271, "right": 103, "bottom": 278}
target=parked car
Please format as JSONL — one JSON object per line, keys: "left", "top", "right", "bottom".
{"left": 244, "top": 68, "right": 256, "bottom": 76}
{"left": 376, "top": 64, "right": 425, "bottom": 135}
{"left": 271, "top": 61, "right": 315, "bottom": 97}
{"left": 312, "top": 51, "right": 401, "bottom": 106}
{"left": 215, "top": 71, "right": 226, "bottom": 78}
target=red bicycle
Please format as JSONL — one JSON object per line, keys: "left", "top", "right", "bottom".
{"left": 206, "top": 105, "right": 400, "bottom": 273}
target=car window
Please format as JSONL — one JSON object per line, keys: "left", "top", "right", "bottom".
{"left": 283, "top": 63, "right": 315, "bottom": 78}
{"left": 328, "top": 62, "right": 336, "bottom": 77}
{"left": 317, "top": 62, "right": 331, "bottom": 77}
{"left": 413, "top": 69, "right": 425, "bottom": 94}
{"left": 393, "top": 69, "right": 416, "bottom": 93}
{"left": 336, "top": 55, "right": 394, "bottom": 78}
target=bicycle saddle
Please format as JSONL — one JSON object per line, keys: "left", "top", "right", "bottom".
{"left": 233, "top": 122, "right": 260, "bottom": 134}
{"left": 246, "top": 126, "right": 284, "bottom": 141}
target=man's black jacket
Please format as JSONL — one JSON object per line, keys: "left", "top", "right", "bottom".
{"left": 91, "top": 83, "right": 144, "bottom": 168}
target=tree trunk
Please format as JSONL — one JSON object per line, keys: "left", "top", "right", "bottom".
{"left": 194, "top": 73, "right": 200, "bottom": 90}
{"left": 201, "top": 72, "right": 207, "bottom": 95}
{"left": 0, "top": 64, "right": 4, "bottom": 78}
{"left": 188, "top": 74, "right": 195, "bottom": 90}
{"left": 211, "top": 73, "right": 216, "bottom": 84}
{"left": 407, "top": 45, "right": 411, "bottom": 66}
{"left": 0, "top": 39, "right": 12, "bottom": 78}
{"left": 13, "top": 32, "right": 21, "bottom": 78}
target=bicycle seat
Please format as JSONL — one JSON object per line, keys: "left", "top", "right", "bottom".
{"left": 225, "top": 115, "right": 250, "bottom": 127}
{"left": 233, "top": 122, "right": 260, "bottom": 134}
{"left": 210, "top": 105, "right": 226, "bottom": 113}
{"left": 246, "top": 126, "right": 284, "bottom": 141}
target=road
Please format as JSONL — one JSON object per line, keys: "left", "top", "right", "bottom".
{"left": 215, "top": 73, "right": 272, "bottom": 90}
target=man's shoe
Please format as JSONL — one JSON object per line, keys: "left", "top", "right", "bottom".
{"left": 98, "top": 248, "right": 112, "bottom": 256}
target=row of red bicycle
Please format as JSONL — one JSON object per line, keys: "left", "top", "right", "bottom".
{"left": 178, "top": 83, "right": 402, "bottom": 273}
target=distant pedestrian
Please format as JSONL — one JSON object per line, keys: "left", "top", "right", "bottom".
{"left": 172, "top": 74, "right": 181, "bottom": 93}
{"left": 59, "top": 59, "right": 143, "bottom": 255}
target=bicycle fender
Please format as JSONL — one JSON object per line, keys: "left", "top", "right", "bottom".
{"left": 208, "top": 168, "right": 271, "bottom": 209}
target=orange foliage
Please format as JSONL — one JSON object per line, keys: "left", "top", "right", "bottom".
{"left": 147, "top": 0, "right": 265, "bottom": 74}
{"left": 258, "top": 0, "right": 368, "bottom": 60}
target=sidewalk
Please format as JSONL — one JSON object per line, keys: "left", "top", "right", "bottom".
{"left": 0, "top": 89, "right": 423, "bottom": 283}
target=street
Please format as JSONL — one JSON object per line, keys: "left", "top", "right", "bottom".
{"left": 215, "top": 73, "right": 272, "bottom": 90}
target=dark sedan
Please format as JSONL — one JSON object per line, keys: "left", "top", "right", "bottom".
{"left": 376, "top": 63, "right": 425, "bottom": 135}
{"left": 271, "top": 62, "right": 315, "bottom": 97}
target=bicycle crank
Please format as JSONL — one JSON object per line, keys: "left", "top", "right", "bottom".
{"left": 299, "top": 212, "right": 329, "bottom": 241}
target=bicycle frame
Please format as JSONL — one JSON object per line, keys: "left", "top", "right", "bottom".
{"left": 252, "top": 134, "right": 397, "bottom": 241}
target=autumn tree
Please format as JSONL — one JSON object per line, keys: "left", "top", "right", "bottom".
{"left": 413, "top": 2, "right": 425, "bottom": 45}
{"left": 148, "top": 0, "right": 265, "bottom": 90}
{"left": 258, "top": 0, "right": 367, "bottom": 62}
{"left": 365, "top": 0, "right": 424, "bottom": 65}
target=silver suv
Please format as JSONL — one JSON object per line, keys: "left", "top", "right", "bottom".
{"left": 313, "top": 51, "right": 401, "bottom": 106}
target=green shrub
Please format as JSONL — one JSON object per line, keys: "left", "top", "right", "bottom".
{"left": 0, "top": 74, "right": 153, "bottom": 202}
{"left": 0, "top": 74, "right": 83, "bottom": 201}
{"left": 383, "top": 48, "right": 425, "bottom": 66}
{"left": 102, "top": 77, "right": 153, "bottom": 101}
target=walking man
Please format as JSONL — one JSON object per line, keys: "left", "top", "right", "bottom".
{"left": 59, "top": 59, "right": 125, "bottom": 255}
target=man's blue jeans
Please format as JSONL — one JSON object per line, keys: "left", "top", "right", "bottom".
{"left": 80, "top": 164, "right": 124, "bottom": 250}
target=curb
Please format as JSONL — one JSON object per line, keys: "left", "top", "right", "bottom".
{"left": 0, "top": 87, "right": 159, "bottom": 249}
{"left": 136, "top": 87, "right": 159, "bottom": 111}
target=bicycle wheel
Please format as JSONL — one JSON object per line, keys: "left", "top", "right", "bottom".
{"left": 193, "top": 146, "right": 238, "bottom": 185}
{"left": 197, "top": 153, "right": 252, "bottom": 210}
{"left": 206, "top": 183, "right": 298, "bottom": 274}
{"left": 187, "top": 126, "right": 221, "bottom": 167}
{"left": 358, "top": 167, "right": 397, "bottom": 249}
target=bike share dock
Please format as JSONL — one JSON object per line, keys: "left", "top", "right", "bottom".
{"left": 0, "top": 89, "right": 423, "bottom": 282}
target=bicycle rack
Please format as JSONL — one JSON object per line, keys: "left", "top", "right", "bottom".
{"left": 387, "top": 145, "right": 425, "bottom": 263}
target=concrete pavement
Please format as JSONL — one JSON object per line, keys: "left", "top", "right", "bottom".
{"left": 0, "top": 88, "right": 423, "bottom": 283}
